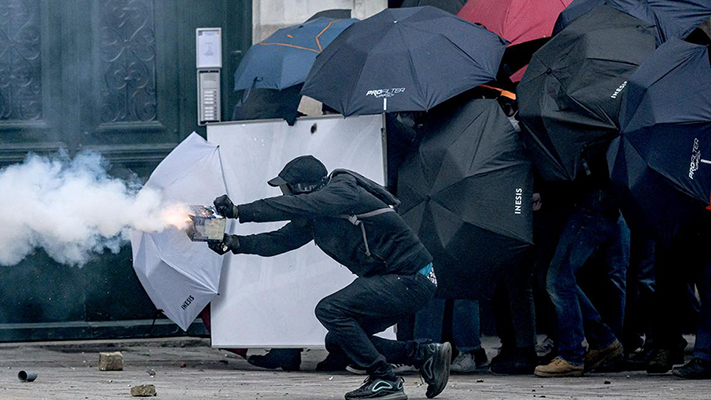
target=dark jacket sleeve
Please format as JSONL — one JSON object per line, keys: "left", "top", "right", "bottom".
{"left": 237, "top": 175, "right": 360, "bottom": 223}
{"left": 236, "top": 219, "right": 314, "bottom": 257}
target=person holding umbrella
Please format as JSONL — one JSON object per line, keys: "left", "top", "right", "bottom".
{"left": 208, "top": 155, "right": 452, "bottom": 400}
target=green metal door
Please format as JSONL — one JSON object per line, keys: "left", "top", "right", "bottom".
{"left": 0, "top": 0, "right": 251, "bottom": 341}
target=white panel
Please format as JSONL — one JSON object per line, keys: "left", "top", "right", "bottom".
{"left": 208, "top": 115, "right": 396, "bottom": 348}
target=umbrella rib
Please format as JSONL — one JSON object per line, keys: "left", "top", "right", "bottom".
{"left": 151, "top": 147, "right": 221, "bottom": 190}
{"left": 314, "top": 19, "right": 338, "bottom": 52}
{"left": 397, "top": 26, "right": 425, "bottom": 107}
{"left": 257, "top": 42, "right": 319, "bottom": 53}
{"left": 401, "top": 22, "right": 491, "bottom": 75}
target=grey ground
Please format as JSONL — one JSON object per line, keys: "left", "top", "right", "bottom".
{"left": 0, "top": 337, "right": 709, "bottom": 400}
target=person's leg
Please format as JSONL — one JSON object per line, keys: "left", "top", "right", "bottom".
{"left": 623, "top": 231, "right": 655, "bottom": 356}
{"left": 451, "top": 300, "right": 481, "bottom": 353}
{"left": 648, "top": 242, "right": 689, "bottom": 373}
{"left": 450, "top": 300, "right": 487, "bottom": 372}
{"left": 596, "top": 216, "right": 630, "bottom": 339}
{"left": 543, "top": 212, "right": 595, "bottom": 367}
{"left": 318, "top": 272, "right": 451, "bottom": 399}
{"left": 673, "top": 230, "right": 711, "bottom": 379}
{"left": 413, "top": 298, "right": 446, "bottom": 343}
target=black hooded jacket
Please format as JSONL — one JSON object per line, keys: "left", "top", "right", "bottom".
{"left": 235, "top": 173, "right": 432, "bottom": 277}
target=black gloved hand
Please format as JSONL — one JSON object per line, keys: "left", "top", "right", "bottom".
{"left": 207, "top": 234, "right": 240, "bottom": 255}
{"left": 214, "top": 195, "right": 238, "bottom": 218}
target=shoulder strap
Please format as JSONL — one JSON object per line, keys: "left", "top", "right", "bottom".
{"left": 340, "top": 207, "right": 396, "bottom": 257}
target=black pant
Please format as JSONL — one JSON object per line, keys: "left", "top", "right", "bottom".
{"left": 315, "top": 272, "right": 436, "bottom": 379}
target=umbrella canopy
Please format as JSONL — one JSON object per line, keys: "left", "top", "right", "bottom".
{"left": 608, "top": 38, "right": 711, "bottom": 245}
{"left": 401, "top": 0, "right": 467, "bottom": 15}
{"left": 306, "top": 9, "right": 351, "bottom": 22}
{"left": 457, "top": 0, "right": 573, "bottom": 81}
{"left": 232, "top": 84, "right": 303, "bottom": 125}
{"left": 398, "top": 99, "right": 533, "bottom": 300}
{"left": 301, "top": 6, "right": 507, "bottom": 117}
{"left": 234, "top": 17, "right": 357, "bottom": 91}
{"left": 130, "top": 133, "right": 230, "bottom": 331}
{"left": 554, "top": 0, "right": 711, "bottom": 44}
{"left": 517, "top": 5, "right": 657, "bottom": 181}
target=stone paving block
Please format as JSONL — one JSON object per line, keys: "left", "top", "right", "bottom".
{"left": 98, "top": 351, "right": 124, "bottom": 371}
{"left": 130, "top": 384, "right": 157, "bottom": 397}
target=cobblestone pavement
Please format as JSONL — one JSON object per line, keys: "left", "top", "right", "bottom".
{"left": 0, "top": 337, "right": 709, "bottom": 400}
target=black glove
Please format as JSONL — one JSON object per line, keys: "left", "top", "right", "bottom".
{"left": 214, "top": 195, "right": 238, "bottom": 218}
{"left": 208, "top": 234, "right": 240, "bottom": 255}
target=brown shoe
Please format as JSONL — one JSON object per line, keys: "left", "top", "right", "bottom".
{"left": 585, "top": 340, "right": 623, "bottom": 372}
{"left": 534, "top": 357, "right": 584, "bottom": 377}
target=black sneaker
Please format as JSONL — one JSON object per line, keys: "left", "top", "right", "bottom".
{"left": 672, "top": 358, "right": 711, "bottom": 379}
{"left": 344, "top": 377, "right": 407, "bottom": 400}
{"left": 647, "top": 338, "right": 687, "bottom": 374}
{"left": 418, "top": 342, "right": 452, "bottom": 398}
{"left": 247, "top": 349, "right": 301, "bottom": 371}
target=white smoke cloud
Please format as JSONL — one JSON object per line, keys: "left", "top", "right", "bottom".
{"left": 0, "top": 151, "right": 186, "bottom": 266}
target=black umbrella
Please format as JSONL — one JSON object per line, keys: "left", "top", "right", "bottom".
{"left": 301, "top": 6, "right": 507, "bottom": 117}
{"left": 232, "top": 84, "right": 303, "bottom": 125}
{"left": 554, "top": 0, "right": 711, "bottom": 44}
{"left": 517, "top": 4, "right": 657, "bottom": 181}
{"left": 306, "top": 9, "right": 352, "bottom": 22}
{"left": 401, "top": 0, "right": 467, "bottom": 15}
{"left": 608, "top": 37, "right": 711, "bottom": 245}
{"left": 397, "top": 98, "right": 534, "bottom": 300}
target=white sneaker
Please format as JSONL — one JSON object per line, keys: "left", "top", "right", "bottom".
{"left": 450, "top": 353, "right": 477, "bottom": 373}
{"left": 345, "top": 364, "right": 367, "bottom": 375}
{"left": 391, "top": 363, "right": 418, "bottom": 374}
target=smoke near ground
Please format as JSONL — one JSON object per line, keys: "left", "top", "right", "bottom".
{"left": 0, "top": 151, "right": 187, "bottom": 266}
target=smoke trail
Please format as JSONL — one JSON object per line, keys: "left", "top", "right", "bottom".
{"left": 0, "top": 151, "right": 187, "bottom": 266}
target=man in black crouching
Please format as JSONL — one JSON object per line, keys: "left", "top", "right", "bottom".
{"left": 209, "top": 155, "right": 450, "bottom": 400}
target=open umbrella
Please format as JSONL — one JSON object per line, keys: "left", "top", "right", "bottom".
{"left": 301, "top": 6, "right": 507, "bottom": 117}
{"left": 232, "top": 84, "right": 304, "bottom": 125}
{"left": 397, "top": 98, "right": 533, "bottom": 300}
{"left": 457, "top": 0, "right": 573, "bottom": 81}
{"left": 554, "top": 0, "right": 711, "bottom": 44}
{"left": 306, "top": 9, "right": 351, "bottom": 22}
{"left": 401, "top": 0, "right": 467, "bottom": 15}
{"left": 234, "top": 17, "right": 357, "bottom": 91}
{"left": 517, "top": 4, "right": 657, "bottom": 181}
{"left": 130, "top": 133, "right": 230, "bottom": 331}
{"left": 608, "top": 37, "right": 711, "bottom": 245}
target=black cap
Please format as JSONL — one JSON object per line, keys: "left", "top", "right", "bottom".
{"left": 268, "top": 155, "right": 328, "bottom": 186}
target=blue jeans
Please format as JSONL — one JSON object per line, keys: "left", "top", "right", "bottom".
{"left": 547, "top": 200, "right": 621, "bottom": 364}
{"left": 414, "top": 299, "right": 481, "bottom": 352}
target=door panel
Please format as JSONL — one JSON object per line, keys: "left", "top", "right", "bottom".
{"left": 0, "top": 0, "right": 252, "bottom": 341}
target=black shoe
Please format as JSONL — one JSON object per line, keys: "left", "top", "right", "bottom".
{"left": 248, "top": 349, "right": 301, "bottom": 371}
{"left": 344, "top": 377, "right": 407, "bottom": 400}
{"left": 473, "top": 348, "right": 489, "bottom": 369}
{"left": 490, "top": 346, "right": 537, "bottom": 375}
{"left": 672, "top": 358, "right": 711, "bottom": 379}
{"left": 418, "top": 342, "right": 452, "bottom": 398}
{"left": 647, "top": 338, "right": 687, "bottom": 374}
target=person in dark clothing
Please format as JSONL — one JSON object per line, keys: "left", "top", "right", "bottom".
{"left": 208, "top": 155, "right": 452, "bottom": 400}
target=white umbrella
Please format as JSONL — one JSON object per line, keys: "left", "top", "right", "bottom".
{"left": 130, "top": 132, "right": 230, "bottom": 331}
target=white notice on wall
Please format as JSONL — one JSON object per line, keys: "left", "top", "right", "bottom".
{"left": 197, "top": 28, "right": 222, "bottom": 68}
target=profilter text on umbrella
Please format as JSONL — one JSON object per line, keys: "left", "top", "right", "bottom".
{"left": 0, "top": 151, "right": 189, "bottom": 267}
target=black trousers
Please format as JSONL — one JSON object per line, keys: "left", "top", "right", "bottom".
{"left": 315, "top": 272, "right": 436, "bottom": 379}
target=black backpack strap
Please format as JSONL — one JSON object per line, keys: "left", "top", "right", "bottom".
{"left": 341, "top": 207, "right": 396, "bottom": 256}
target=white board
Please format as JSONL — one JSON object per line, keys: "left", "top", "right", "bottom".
{"left": 208, "top": 115, "right": 396, "bottom": 347}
